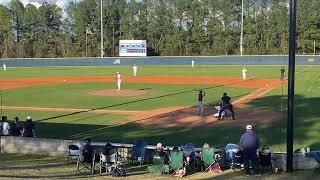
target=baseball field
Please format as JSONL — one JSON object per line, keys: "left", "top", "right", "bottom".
{"left": 0, "top": 64, "right": 319, "bottom": 151}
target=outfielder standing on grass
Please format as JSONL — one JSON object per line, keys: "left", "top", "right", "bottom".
{"left": 3, "top": 63, "right": 6, "bottom": 71}
{"left": 197, "top": 90, "right": 206, "bottom": 116}
{"left": 116, "top": 72, "right": 122, "bottom": 90}
{"left": 133, "top": 64, "right": 138, "bottom": 76}
{"left": 280, "top": 66, "right": 285, "bottom": 80}
{"left": 242, "top": 67, "right": 247, "bottom": 80}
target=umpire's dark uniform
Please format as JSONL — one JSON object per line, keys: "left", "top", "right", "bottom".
{"left": 219, "top": 93, "right": 235, "bottom": 120}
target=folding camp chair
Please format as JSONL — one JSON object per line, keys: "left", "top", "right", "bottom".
{"left": 201, "top": 148, "right": 215, "bottom": 172}
{"left": 130, "top": 140, "right": 146, "bottom": 166}
{"left": 147, "top": 153, "right": 169, "bottom": 173}
{"left": 259, "top": 151, "right": 272, "bottom": 170}
{"left": 100, "top": 152, "right": 121, "bottom": 173}
{"left": 225, "top": 143, "right": 243, "bottom": 170}
{"left": 67, "top": 144, "right": 80, "bottom": 163}
{"left": 76, "top": 146, "right": 96, "bottom": 174}
{"left": 180, "top": 144, "right": 200, "bottom": 172}
{"left": 170, "top": 151, "right": 185, "bottom": 177}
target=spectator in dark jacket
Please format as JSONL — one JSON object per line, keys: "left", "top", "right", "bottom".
{"left": 239, "top": 125, "right": 260, "bottom": 176}
{"left": 10, "top": 117, "right": 23, "bottom": 136}
{"left": 22, "top": 116, "right": 36, "bottom": 137}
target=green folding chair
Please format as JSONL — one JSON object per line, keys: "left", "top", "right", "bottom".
{"left": 147, "top": 154, "right": 169, "bottom": 173}
{"left": 169, "top": 151, "right": 185, "bottom": 175}
{"left": 201, "top": 148, "right": 215, "bottom": 172}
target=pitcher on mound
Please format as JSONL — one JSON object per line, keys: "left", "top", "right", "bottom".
{"left": 116, "top": 72, "right": 122, "bottom": 90}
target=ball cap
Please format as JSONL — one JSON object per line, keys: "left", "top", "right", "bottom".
{"left": 246, "top": 124, "right": 253, "bottom": 130}
{"left": 27, "top": 116, "right": 32, "bottom": 120}
{"left": 117, "top": 72, "right": 120, "bottom": 74}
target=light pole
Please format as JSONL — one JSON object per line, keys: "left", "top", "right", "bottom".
{"left": 100, "top": 0, "right": 104, "bottom": 58}
{"left": 86, "top": 27, "right": 88, "bottom": 57}
{"left": 240, "top": 0, "right": 244, "bottom": 57}
{"left": 287, "top": 0, "right": 297, "bottom": 173}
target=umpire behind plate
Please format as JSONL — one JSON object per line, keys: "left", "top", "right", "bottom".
{"left": 218, "top": 93, "right": 235, "bottom": 120}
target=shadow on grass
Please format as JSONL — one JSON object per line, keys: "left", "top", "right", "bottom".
{"left": 30, "top": 93, "right": 320, "bottom": 152}
{"left": 249, "top": 94, "right": 320, "bottom": 150}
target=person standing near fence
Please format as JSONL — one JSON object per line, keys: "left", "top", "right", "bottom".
{"left": 197, "top": 90, "right": 206, "bottom": 116}
{"left": 192, "top": 60, "right": 195, "bottom": 68}
{"left": 240, "top": 125, "right": 260, "bottom": 176}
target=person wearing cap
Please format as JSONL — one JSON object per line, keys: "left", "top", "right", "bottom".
{"left": 116, "top": 72, "right": 122, "bottom": 90}
{"left": 153, "top": 143, "right": 169, "bottom": 164}
{"left": 22, "top": 116, "right": 36, "bottom": 137}
{"left": 239, "top": 125, "right": 260, "bottom": 176}
{"left": 10, "top": 117, "right": 23, "bottom": 136}
{"left": 197, "top": 90, "right": 206, "bottom": 116}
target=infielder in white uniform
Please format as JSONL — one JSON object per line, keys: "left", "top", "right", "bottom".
{"left": 191, "top": 60, "right": 195, "bottom": 68}
{"left": 242, "top": 67, "right": 247, "bottom": 80}
{"left": 3, "top": 63, "right": 6, "bottom": 71}
{"left": 133, "top": 64, "right": 138, "bottom": 76}
{"left": 116, "top": 72, "right": 121, "bottom": 90}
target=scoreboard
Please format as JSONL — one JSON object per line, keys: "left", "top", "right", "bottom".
{"left": 119, "top": 40, "right": 147, "bottom": 57}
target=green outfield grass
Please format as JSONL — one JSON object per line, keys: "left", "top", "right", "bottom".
{"left": 0, "top": 65, "right": 294, "bottom": 79}
{"left": 0, "top": 65, "right": 319, "bottom": 152}
{"left": 1, "top": 83, "right": 251, "bottom": 110}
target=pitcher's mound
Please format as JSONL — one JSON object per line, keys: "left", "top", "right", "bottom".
{"left": 89, "top": 89, "right": 146, "bottom": 97}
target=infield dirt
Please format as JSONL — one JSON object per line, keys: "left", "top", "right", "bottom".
{"left": 0, "top": 76, "right": 283, "bottom": 128}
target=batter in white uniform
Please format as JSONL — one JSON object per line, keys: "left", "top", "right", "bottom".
{"left": 242, "top": 67, "right": 247, "bottom": 80}
{"left": 116, "top": 72, "right": 121, "bottom": 90}
{"left": 133, "top": 64, "right": 138, "bottom": 76}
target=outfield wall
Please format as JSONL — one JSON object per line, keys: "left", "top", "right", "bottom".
{"left": 0, "top": 55, "right": 319, "bottom": 67}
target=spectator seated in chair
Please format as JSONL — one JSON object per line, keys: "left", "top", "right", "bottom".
{"left": 259, "top": 146, "right": 272, "bottom": 169}
{"left": 147, "top": 143, "right": 170, "bottom": 173}
{"left": 153, "top": 143, "right": 169, "bottom": 165}
{"left": 180, "top": 143, "right": 201, "bottom": 172}
{"left": 82, "top": 138, "right": 94, "bottom": 163}
{"left": 301, "top": 147, "right": 320, "bottom": 163}
{"left": 100, "top": 143, "right": 120, "bottom": 173}
{"left": 104, "top": 143, "right": 117, "bottom": 156}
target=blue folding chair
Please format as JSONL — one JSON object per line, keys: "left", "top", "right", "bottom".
{"left": 130, "top": 140, "right": 146, "bottom": 166}
{"left": 225, "top": 143, "right": 243, "bottom": 170}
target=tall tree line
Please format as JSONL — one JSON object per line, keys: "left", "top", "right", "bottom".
{"left": 0, "top": 0, "right": 318, "bottom": 58}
